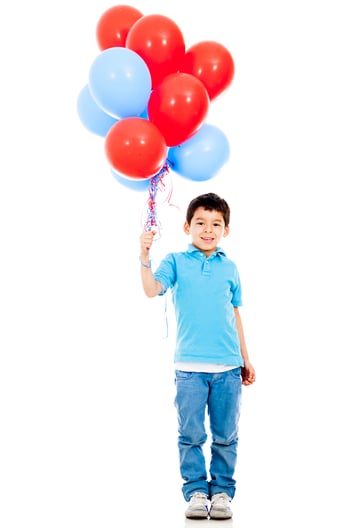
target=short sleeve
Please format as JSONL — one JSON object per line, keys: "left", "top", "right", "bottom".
{"left": 231, "top": 266, "right": 242, "bottom": 307}
{"left": 153, "top": 253, "right": 177, "bottom": 296}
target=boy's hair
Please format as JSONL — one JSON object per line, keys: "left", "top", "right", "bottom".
{"left": 186, "top": 193, "right": 231, "bottom": 227}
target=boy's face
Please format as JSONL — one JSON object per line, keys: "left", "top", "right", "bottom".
{"left": 183, "top": 206, "right": 229, "bottom": 256}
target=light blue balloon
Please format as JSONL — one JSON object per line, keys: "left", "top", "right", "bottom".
{"left": 167, "top": 124, "right": 230, "bottom": 181}
{"left": 77, "top": 84, "right": 118, "bottom": 137}
{"left": 88, "top": 47, "right": 152, "bottom": 119}
{"left": 111, "top": 168, "right": 150, "bottom": 192}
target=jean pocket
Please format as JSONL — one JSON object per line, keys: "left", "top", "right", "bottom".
{"left": 230, "top": 367, "right": 241, "bottom": 378}
{"left": 175, "top": 369, "right": 193, "bottom": 381}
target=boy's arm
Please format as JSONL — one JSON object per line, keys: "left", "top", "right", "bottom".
{"left": 234, "top": 307, "right": 256, "bottom": 385}
{"left": 140, "top": 231, "right": 163, "bottom": 298}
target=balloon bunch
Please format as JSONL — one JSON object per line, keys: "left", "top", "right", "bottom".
{"left": 77, "top": 4, "right": 234, "bottom": 229}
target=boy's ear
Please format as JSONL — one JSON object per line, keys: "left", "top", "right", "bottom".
{"left": 183, "top": 221, "right": 190, "bottom": 235}
{"left": 223, "top": 226, "right": 230, "bottom": 238}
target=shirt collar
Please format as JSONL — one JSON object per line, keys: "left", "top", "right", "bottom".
{"left": 187, "top": 244, "right": 226, "bottom": 258}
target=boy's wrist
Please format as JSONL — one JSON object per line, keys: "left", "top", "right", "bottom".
{"left": 139, "top": 256, "right": 151, "bottom": 268}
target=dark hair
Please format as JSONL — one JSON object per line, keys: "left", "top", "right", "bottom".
{"left": 186, "top": 193, "right": 230, "bottom": 227}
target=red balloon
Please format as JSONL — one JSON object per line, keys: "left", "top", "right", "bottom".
{"left": 181, "top": 41, "right": 235, "bottom": 100}
{"left": 126, "top": 14, "right": 185, "bottom": 88}
{"left": 96, "top": 5, "right": 143, "bottom": 50}
{"left": 105, "top": 118, "right": 167, "bottom": 179}
{"left": 148, "top": 73, "right": 210, "bottom": 147}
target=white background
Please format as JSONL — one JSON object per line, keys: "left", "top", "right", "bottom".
{"left": 1, "top": 1, "right": 360, "bottom": 527}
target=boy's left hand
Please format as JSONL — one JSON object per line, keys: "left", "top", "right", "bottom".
{"left": 241, "top": 360, "right": 256, "bottom": 385}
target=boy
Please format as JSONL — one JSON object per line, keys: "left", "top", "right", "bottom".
{"left": 139, "top": 192, "right": 256, "bottom": 519}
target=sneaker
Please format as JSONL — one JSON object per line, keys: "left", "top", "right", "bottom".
{"left": 185, "top": 492, "right": 209, "bottom": 519}
{"left": 209, "top": 492, "right": 233, "bottom": 519}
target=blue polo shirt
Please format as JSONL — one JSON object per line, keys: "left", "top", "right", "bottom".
{"left": 154, "top": 244, "right": 243, "bottom": 366}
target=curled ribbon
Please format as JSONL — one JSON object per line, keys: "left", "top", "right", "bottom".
{"left": 143, "top": 163, "right": 171, "bottom": 234}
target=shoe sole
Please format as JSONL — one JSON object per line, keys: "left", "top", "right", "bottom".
{"left": 209, "top": 511, "right": 233, "bottom": 519}
{"left": 185, "top": 509, "right": 209, "bottom": 519}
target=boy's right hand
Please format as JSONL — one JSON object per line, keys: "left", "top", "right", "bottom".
{"left": 140, "top": 230, "right": 156, "bottom": 254}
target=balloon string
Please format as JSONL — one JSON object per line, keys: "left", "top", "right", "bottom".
{"left": 142, "top": 162, "right": 175, "bottom": 340}
{"left": 163, "top": 158, "right": 180, "bottom": 214}
{"left": 141, "top": 162, "right": 183, "bottom": 340}
{"left": 143, "top": 163, "right": 170, "bottom": 232}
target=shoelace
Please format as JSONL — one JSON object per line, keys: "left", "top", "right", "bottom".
{"left": 211, "top": 493, "right": 230, "bottom": 506}
{"left": 192, "top": 492, "right": 208, "bottom": 500}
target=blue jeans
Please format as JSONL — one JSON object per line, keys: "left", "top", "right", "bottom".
{"left": 174, "top": 368, "right": 242, "bottom": 501}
